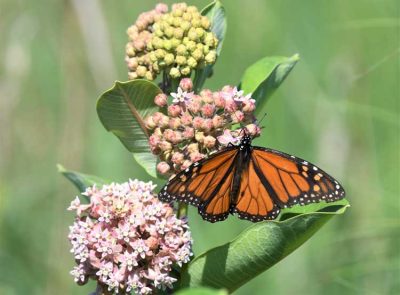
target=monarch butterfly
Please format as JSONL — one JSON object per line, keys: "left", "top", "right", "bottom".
{"left": 158, "top": 133, "right": 345, "bottom": 223}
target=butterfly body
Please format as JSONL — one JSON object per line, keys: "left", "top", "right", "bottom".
{"left": 158, "top": 135, "right": 345, "bottom": 223}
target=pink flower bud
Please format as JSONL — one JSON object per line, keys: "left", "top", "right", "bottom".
{"left": 222, "top": 85, "right": 234, "bottom": 93}
{"left": 203, "top": 135, "right": 216, "bottom": 148}
{"left": 191, "top": 94, "right": 203, "bottom": 104}
{"left": 183, "top": 127, "right": 194, "bottom": 139}
{"left": 224, "top": 98, "right": 237, "bottom": 113}
{"left": 154, "top": 93, "right": 168, "bottom": 107}
{"left": 179, "top": 78, "right": 193, "bottom": 92}
{"left": 170, "top": 131, "right": 183, "bottom": 144}
{"left": 195, "top": 131, "right": 204, "bottom": 143}
{"left": 180, "top": 113, "right": 193, "bottom": 125}
{"left": 187, "top": 143, "right": 199, "bottom": 153}
{"left": 245, "top": 124, "right": 261, "bottom": 137}
{"left": 155, "top": 3, "right": 168, "bottom": 13}
{"left": 200, "top": 89, "right": 214, "bottom": 103}
{"left": 153, "top": 127, "right": 162, "bottom": 137}
{"left": 168, "top": 105, "right": 182, "bottom": 117}
{"left": 212, "top": 115, "right": 224, "bottom": 128}
{"left": 192, "top": 117, "right": 204, "bottom": 129}
{"left": 149, "top": 134, "right": 161, "bottom": 152}
{"left": 201, "top": 104, "right": 215, "bottom": 118}
{"left": 145, "top": 116, "right": 156, "bottom": 129}
{"left": 145, "top": 236, "right": 159, "bottom": 250}
{"left": 159, "top": 114, "right": 170, "bottom": 128}
{"left": 190, "top": 151, "right": 205, "bottom": 162}
{"left": 188, "top": 101, "right": 201, "bottom": 114}
{"left": 171, "top": 152, "right": 184, "bottom": 165}
{"left": 213, "top": 92, "right": 226, "bottom": 108}
{"left": 181, "top": 160, "right": 192, "bottom": 171}
{"left": 231, "top": 111, "right": 245, "bottom": 123}
{"left": 243, "top": 99, "right": 256, "bottom": 112}
{"left": 202, "top": 119, "right": 213, "bottom": 132}
{"left": 159, "top": 141, "right": 172, "bottom": 151}
{"left": 168, "top": 118, "right": 181, "bottom": 129}
{"left": 157, "top": 162, "right": 171, "bottom": 174}
{"left": 152, "top": 112, "right": 164, "bottom": 125}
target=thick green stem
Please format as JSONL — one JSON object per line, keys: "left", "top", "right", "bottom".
{"left": 177, "top": 202, "right": 188, "bottom": 219}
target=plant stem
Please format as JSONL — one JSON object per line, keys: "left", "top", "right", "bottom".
{"left": 177, "top": 202, "right": 188, "bottom": 219}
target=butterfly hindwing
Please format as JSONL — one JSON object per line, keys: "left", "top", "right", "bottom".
{"left": 233, "top": 159, "right": 281, "bottom": 221}
{"left": 159, "top": 147, "right": 238, "bottom": 222}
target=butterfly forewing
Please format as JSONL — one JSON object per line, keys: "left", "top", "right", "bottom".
{"left": 251, "top": 147, "right": 345, "bottom": 208}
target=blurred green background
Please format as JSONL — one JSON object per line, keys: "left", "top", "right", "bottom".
{"left": 0, "top": 0, "right": 398, "bottom": 294}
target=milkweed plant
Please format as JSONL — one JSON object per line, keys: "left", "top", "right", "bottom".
{"left": 59, "top": 2, "right": 349, "bottom": 294}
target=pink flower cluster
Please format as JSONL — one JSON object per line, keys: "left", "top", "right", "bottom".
{"left": 145, "top": 78, "right": 261, "bottom": 175}
{"left": 68, "top": 179, "right": 192, "bottom": 294}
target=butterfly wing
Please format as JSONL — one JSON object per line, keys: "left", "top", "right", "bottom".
{"left": 233, "top": 158, "right": 281, "bottom": 221}
{"left": 158, "top": 147, "right": 239, "bottom": 222}
{"left": 249, "top": 147, "right": 345, "bottom": 210}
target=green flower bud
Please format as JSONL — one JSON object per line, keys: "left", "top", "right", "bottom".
{"left": 196, "top": 43, "right": 204, "bottom": 51}
{"left": 176, "top": 44, "right": 187, "bottom": 55}
{"left": 180, "top": 20, "right": 191, "bottom": 31}
{"left": 173, "top": 17, "right": 181, "bottom": 27}
{"left": 149, "top": 52, "right": 158, "bottom": 62}
{"left": 155, "top": 29, "right": 164, "bottom": 37}
{"left": 155, "top": 49, "right": 165, "bottom": 59}
{"left": 136, "top": 66, "right": 147, "bottom": 77}
{"left": 187, "top": 57, "right": 197, "bottom": 68}
{"left": 152, "top": 37, "right": 163, "bottom": 49}
{"left": 182, "top": 12, "right": 192, "bottom": 21}
{"left": 170, "top": 67, "right": 181, "bottom": 78}
{"left": 192, "top": 48, "right": 203, "bottom": 61}
{"left": 188, "top": 28, "right": 198, "bottom": 41}
{"left": 181, "top": 66, "right": 191, "bottom": 76}
{"left": 163, "top": 39, "right": 172, "bottom": 50}
{"left": 187, "top": 6, "right": 198, "bottom": 13}
{"left": 153, "top": 22, "right": 161, "bottom": 31}
{"left": 174, "top": 27, "right": 184, "bottom": 39}
{"left": 204, "top": 32, "right": 216, "bottom": 47}
{"left": 166, "top": 15, "right": 174, "bottom": 25}
{"left": 186, "top": 40, "right": 197, "bottom": 52}
{"left": 191, "top": 18, "right": 201, "bottom": 28}
{"left": 203, "top": 45, "right": 210, "bottom": 54}
{"left": 195, "top": 27, "right": 205, "bottom": 39}
{"left": 145, "top": 71, "right": 154, "bottom": 80}
{"left": 205, "top": 50, "right": 217, "bottom": 64}
{"left": 171, "top": 38, "right": 181, "bottom": 48}
{"left": 176, "top": 55, "right": 187, "bottom": 65}
{"left": 152, "top": 62, "right": 160, "bottom": 72}
{"left": 128, "top": 72, "right": 138, "bottom": 80}
{"left": 164, "top": 26, "right": 174, "bottom": 38}
{"left": 164, "top": 53, "right": 175, "bottom": 65}
{"left": 126, "top": 44, "right": 136, "bottom": 57}
{"left": 172, "top": 8, "right": 183, "bottom": 17}
{"left": 201, "top": 17, "right": 211, "bottom": 30}
{"left": 146, "top": 41, "right": 154, "bottom": 51}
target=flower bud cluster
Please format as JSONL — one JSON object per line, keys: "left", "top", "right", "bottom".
{"left": 126, "top": 3, "right": 218, "bottom": 80}
{"left": 68, "top": 179, "right": 192, "bottom": 294}
{"left": 145, "top": 78, "right": 261, "bottom": 175}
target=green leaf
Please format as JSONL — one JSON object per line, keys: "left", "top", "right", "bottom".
{"left": 175, "top": 287, "right": 228, "bottom": 295}
{"left": 240, "top": 54, "right": 300, "bottom": 114}
{"left": 194, "top": 1, "right": 227, "bottom": 92}
{"left": 96, "top": 80, "right": 162, "bottom": 178}
{"left": 180, "top": 199, "right": 350, "bottom": 292}
{"left": 57, "top": 164, "right": 108, "bottom": 193}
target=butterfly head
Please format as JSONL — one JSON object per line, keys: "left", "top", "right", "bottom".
{"left": 239, "top": 134, "right": 252, "bottom": 149}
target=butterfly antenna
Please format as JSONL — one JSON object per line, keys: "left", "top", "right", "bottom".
{"left": 258, "top": 112, "right": 268, "bottom": 125}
